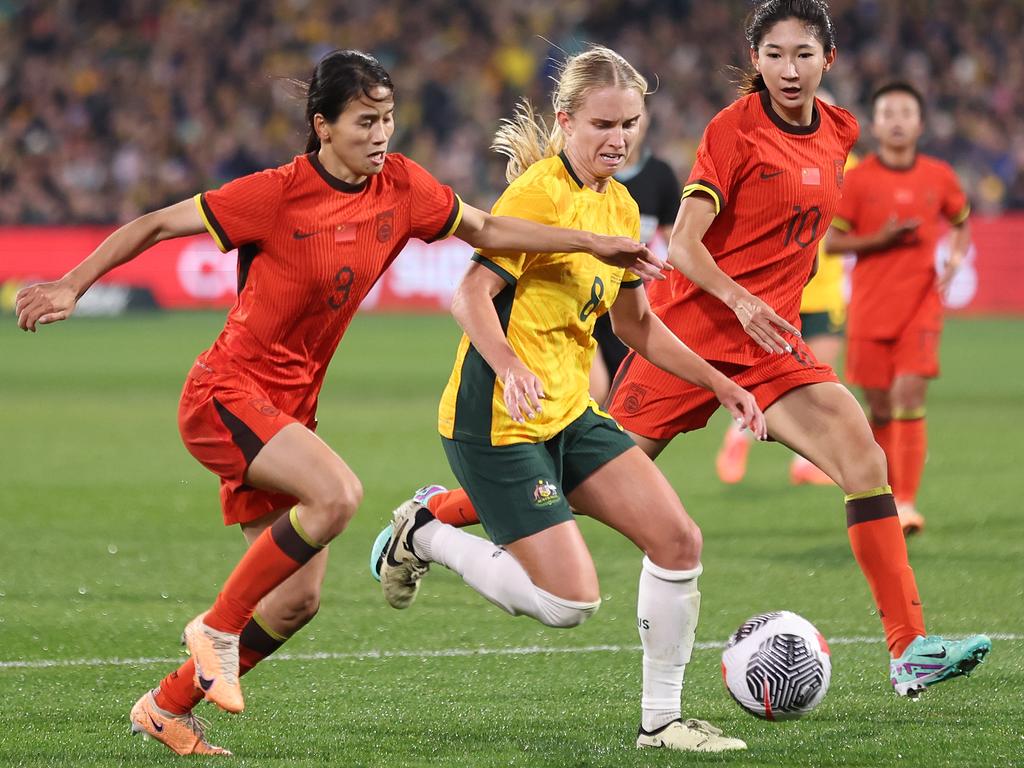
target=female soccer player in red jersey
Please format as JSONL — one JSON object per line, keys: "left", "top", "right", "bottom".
{"left": 14, "top": 49, "right": 664, "bottom": 756}
{"left": 607, "top": 0, "right": 989, "bottom": 697}
{"left": 824, "top": 81, "right": 971, "bottom": 536}
{"left": 380, "top": 1, "right": 991, "bottom": 700}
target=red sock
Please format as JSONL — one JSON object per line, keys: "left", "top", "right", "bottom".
{"left": 891, "top": 416, "right": 927, "bottom": 505}
{"left": 845, "top": 488, "right": 926, "bottom": 657}
{"left": 870, "top": 420, "right": 894, "bottom": 487}
{"left": 205, "top": 509, "right": 323, "bottom": 634}
{"left": 154, "top": 614, "right": 288, "bottom": 714}
{"left": 427, "top": 488, "right": 479, "bottom": 527}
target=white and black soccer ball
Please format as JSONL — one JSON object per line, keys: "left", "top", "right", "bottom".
{"left": 721, "top": 611, "right": 831, "bottom": 721}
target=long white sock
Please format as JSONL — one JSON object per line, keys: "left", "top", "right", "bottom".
{"left": 637, "top": 556, "right": 702, "bottom": 732}
{"left": 417, "top": 522, "right": 599, "bottom": 627}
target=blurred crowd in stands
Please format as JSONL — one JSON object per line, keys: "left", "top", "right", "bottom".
{"left": 2, "top": 0, "right": 1022, "bottom": 225}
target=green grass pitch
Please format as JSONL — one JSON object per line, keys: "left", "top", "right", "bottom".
{"left": 1, "top": 312, "right": 1021, "bottom": 767}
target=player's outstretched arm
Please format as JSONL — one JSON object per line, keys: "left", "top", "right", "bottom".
{"left": 16, "top": 198, "right": 206, "bottom": 332}
{"left": 823, "top": 216, "right": 920, "bottom": 256}
{"left": 667, "top": 194, "right": 799, "bottom": 355}
{"left": 610, "top": 288, "right": 766, "bottom": 440}
{"left": 453, "top": 204, "right": 667, "bottom": 282}
{"left": 449, "top": 261, "right": 544, "bottom": 424}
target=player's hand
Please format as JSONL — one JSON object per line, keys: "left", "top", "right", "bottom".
{"left": 589, "top": 237, "right": 670, "bottom": 282}
{"left": 730, "top": 293, "right": 800, "bottom": 354}
{"left": 937, "top": 255, "right": 962, "bottom": 297}
{"left": 15, "top": 279, "right": 78, "bottom": 332}
{"left": 713, "top": 378, "right": 767, "bottom": 441}
{"left": 502, "top": 361, "right": 546, "bottom": 423}
{"left": 878, "top": 216, "right": 920, "bottom": 248}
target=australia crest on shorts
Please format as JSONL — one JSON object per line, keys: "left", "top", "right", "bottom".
{"left": 532, "top": 479, "right": 560, "bottom": 507}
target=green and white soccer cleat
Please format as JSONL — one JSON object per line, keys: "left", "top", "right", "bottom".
{"left": 370, "top": 485, "right": 446, "bottom": 582}
{"left": 636, "top": 719, "right": 747, "bottom": 752}
{"left": 379, "top": 496, "right": 439, "bottom": 609}
{"left": 890, "top": 634, "right": 992, "bottom": 697}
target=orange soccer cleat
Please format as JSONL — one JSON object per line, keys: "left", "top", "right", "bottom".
{"left": 716, "top": 426, "right": 751, "bottom": 484}
{"left": 130, "top": 690, "right": 232, "bottom": 756}
{"left": 182, "top": 613, "right": 244, "bottom": 714}
{"left": 896, "top": 501, "right": 926, "bottom": 536}
{"left": 789, "top": 455, "right": 835, "bottom": 486}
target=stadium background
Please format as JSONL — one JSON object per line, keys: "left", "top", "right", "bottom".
{"left": 1, "top": 0, "right": 1023, "bottom": 314}
{"left": 1, "top": 3, "right": 1022, "bottom": 767}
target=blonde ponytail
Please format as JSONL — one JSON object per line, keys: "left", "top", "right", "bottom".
{"left": 492, "top": 99, "right": 564, "bottom": 183}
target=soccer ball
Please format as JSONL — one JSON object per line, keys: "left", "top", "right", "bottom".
{"left": 721, "top": 611, "right": 831, "bottom": 721}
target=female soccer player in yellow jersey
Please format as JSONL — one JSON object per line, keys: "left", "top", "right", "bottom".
{"left": 378, "top": 46, "right": 765, "bottom": 753}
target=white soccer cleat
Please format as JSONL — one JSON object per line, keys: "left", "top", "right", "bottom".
{"left": 379, "top": 499, "right": 433, "bottom": 609}
{"left": 636, "top": 719, "right": 747, "bottom": 752}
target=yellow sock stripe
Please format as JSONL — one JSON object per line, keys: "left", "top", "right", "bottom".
{"left": 892, "top": 407, "right": 926, "bottom": 420}
{"left": 251, "top": 612, "right": 289, "bottom": 643}
{"left": 289, "top": 507, "right": 324, "bottom": 550}
{"left": 844, "top": 485, "right": 892, "bottom": 503}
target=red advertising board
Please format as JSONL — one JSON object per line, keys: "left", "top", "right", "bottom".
{"left": 2, "top": 217, "right": 1022, "bottom": 314}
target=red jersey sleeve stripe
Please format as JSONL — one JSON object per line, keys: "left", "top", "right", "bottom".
{"left": 426, "top": 194, "right": 464, "bottom": 243}
{"left": 830, "top": 216, "right": 853, "bottom": 232}
{"left": 682, "top": 180, "right": 724, "bottom": 215}
{"left": 194, "top": 193, "right": 233, "bottom": 253}
{"left": 949, "top": 204, "right": 971, "bottom": 226}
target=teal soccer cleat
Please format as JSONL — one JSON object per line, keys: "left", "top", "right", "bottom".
{"left": 369, "top": 523, "right": 393, "bottom": 583}
{"left": 890, "top": 634, "right": 991, "bottom": 698}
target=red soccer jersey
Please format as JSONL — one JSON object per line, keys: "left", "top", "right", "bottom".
{"left": 648, "top": 89, "right": 859, "bottom": 364}
{"left": 833, "top": 153, "right": 969, "bottom": 340}
{"left": 195, "top": 152, "right": 461, "bottom": 413}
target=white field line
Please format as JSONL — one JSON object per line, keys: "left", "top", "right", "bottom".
{"left": 0, "top": 633, "right": 1019, "bottom": 671}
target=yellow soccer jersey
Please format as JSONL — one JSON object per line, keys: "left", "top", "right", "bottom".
{"left": 439, "top": 152, "right": 641, "bottom": 446}
{"left": 800, "top": 153, "right": 859, "bottom": 322}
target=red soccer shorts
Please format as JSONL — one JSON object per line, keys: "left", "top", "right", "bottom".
{"left": 178, "top": 359, "right": 309, "bottom": 526}
{"left": 846, "top": 293, "right": 943, "bottom": 390}
{"left": 845, "top": 324, "right": 941, "bottom": 391}
{"left": 607, "top": 340, "right": 839, "bottom": 440}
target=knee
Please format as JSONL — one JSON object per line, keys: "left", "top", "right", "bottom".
{"left": 535, "top": 588, "right": 601, "bottom": 628}
{"left": 646, "top": 515, "right": 702, "bottom": 570}
{"left": 840, "top": 439, "right": 888, "bottom": 491}
{"left": 313, "top": 475, "right": 363, "bottom": 538}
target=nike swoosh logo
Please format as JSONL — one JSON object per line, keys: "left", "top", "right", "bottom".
{"left": 918, "top": 649, "right": 947, "bottom": 659}
{"left": 148, "top": 714, "right": 164, "bottom": 733}
{"left": 293, "top": 229, "right": 319, "bottom": 240}
{"left": 760, "top": 169, "right": 784, "bottom": 179}
{"left": 198, "top": 674, "right": 215, "bottom": 691}
{"left": 385, "top": 518, "right": 410, "bottom": 568}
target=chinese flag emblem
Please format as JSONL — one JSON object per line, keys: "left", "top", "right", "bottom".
{"left": 801, "top": 167, "right": 821, "bottom": 185}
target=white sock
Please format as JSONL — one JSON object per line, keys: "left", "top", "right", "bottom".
{"left": 637, "top": 556, "right": 702, "bottom": 732}
{"left": 423, "top": 523, "right": 599, "bottom": 627}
